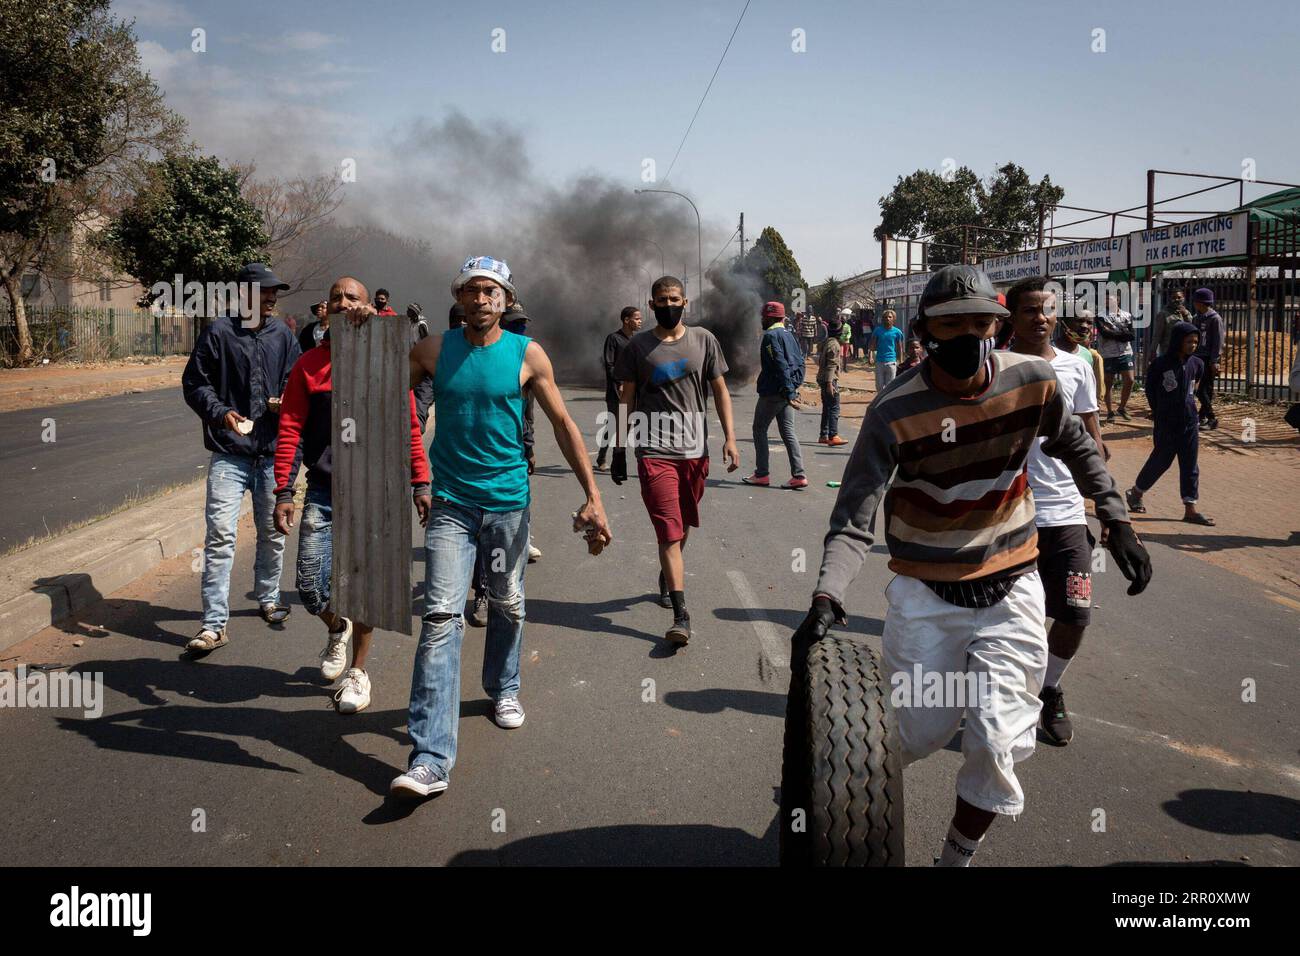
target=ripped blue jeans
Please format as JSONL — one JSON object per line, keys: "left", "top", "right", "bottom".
{"left": 405, "top": 497, "right": 529, "bottom": 780}
{"left": 295, "top": 485, "right": 333, "bottom": 616}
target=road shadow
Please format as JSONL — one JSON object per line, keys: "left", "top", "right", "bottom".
{"left": 85, "top": 655, "right": 324, "bottom": 707}
{"left": 56, "top": 701, "right": 410, "bottom": 795}
{"left": 1162, "top": 788, "right": 1300, "bottom": 840}
{"left": 525, "top": 593, "right": 684, "bottom": 658}
{"left": 662, "top": 687, "right": 785, "bottom": 718}
{"left": 712, "top": 605, "right": 885, "bottom": 639}
{"left": 1134, "top": 529, "right": 1297, "bottom": 554}
{"left": 446, "top": 812, "right": 780, "bottom": 865}
{"left": 38, "top": 588, "right": 262, "bottom": 648}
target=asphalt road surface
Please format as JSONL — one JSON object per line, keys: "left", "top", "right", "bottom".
{"left": 1, "top": 387, "right": 1296, "bottom": 866}
{"left": 0, "top": 387, "right": 207, "bottom": 552}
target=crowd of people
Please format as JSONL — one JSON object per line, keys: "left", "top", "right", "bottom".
{"left": 179, "top": 257, "right": 1169, "bottom": 865}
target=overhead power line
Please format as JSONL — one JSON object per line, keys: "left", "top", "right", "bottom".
{"left": 661, "top": 0, "right": 751, "bottom": 184}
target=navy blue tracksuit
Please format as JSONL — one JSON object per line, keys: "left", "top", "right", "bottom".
{"left": 1135, "top": 322, "right": 1203, "bottom": 503}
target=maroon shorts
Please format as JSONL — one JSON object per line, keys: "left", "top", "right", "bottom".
{"left": 638, "top": 456, "right": 709, "bottom": 544}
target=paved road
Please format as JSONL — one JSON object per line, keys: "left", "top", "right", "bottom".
{"left": 0, "top": 387, "right": 208, "bottom": 552}
{"left": 1, "top": 387, "right": 1296, "bottom": 865}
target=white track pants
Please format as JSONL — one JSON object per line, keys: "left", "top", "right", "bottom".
{"left": 882, "top": 572, "right": 1048, "bottom": 815}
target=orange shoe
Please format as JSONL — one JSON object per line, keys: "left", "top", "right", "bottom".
{"left": 827, "top": 436, "right": 848, "bottom": 446}
{"left": 817, "top": 437, "right": 830, "bottom": 445}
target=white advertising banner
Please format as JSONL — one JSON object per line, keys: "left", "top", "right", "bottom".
{"left": 875, "top": 272, "right": 929, "bottom": 300}
{"left": 1127, "top": 212, "right": 1248, "bottom": 268}
{"left": 979, "top": 249, "right": 1044, "bottom": 283}
{"left": 1045, "top": 237, "right": 1126, "bottom": 276}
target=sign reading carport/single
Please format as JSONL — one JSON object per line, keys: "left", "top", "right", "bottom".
{"left": 1128, "top": 212, "right": 1248, "bottom": 267}
{"left": 330, "top": 315, "right": 413, "bottom": 635}
{"left": 1046, "top": 237, "right": 1126, "bottom": 276}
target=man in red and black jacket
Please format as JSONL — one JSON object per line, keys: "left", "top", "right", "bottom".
{"left": 273, "top": 276, "right": 432, "bottom": 715}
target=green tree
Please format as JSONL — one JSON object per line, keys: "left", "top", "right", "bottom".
{"left": 873, "top": 163, "right": 1064, "bottom": 266}
{"left": 102, "top": 155, "right": 269, "bottom": 307}
{"left": 741, "top": 226, "right": 807, "bottom": 307}
{"left": 1, "top": 0, "right": 184, "bottom": 361}
{"left": 812, "top": 275, "right": 843, "bottom": 320}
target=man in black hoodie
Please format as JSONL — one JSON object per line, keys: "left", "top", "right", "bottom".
{"left": 181, "top": 263, "right": 301, "bottom": 651}
{"left": 1125, "top": 322, "right": 1214, "bottom": 526}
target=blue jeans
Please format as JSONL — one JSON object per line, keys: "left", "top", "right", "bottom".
{"left": 752, "top": 393, "right": 805, "bottom": 478}
{"left": 295, "top": 486, "right": 333, "bottom": 615}
{"left": 819, "top": 384, "right": 840, "bottom": 439}
{"left": 407, "top": 497, "right": 529, "bottom": 780}
{"left": 200, "top": 452, "right": 284, "bottom": 630}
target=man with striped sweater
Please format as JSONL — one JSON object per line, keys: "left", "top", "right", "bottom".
{"left": 793, "top": 265, "right": 1152, "bottom": 866}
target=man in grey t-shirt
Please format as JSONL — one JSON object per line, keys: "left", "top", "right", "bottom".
{"left": 612, "top": 275, "right": 739, "bottom": 646}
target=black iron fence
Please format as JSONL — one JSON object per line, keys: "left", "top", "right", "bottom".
{"left": 2, "top": 306, "right": 200, "bottom": 364}
{"left": 1142, "top": 274, "right": 1299, "bottom": 403}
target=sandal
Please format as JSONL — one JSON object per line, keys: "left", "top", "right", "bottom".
{"left": 259, "top": 603, "right": 291, "bottom": 624}
{"left": 186, "top": 628, "right": 228, "bottom": 653}
{"left": 1184, "top": 513, "right": 1216, "bottom": 526}
{"left": 1124, "top": 488, "right": 1147, "bottom": 514}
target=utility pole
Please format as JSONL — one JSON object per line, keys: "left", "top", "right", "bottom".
{"left": 738, "top": 212, "right": 745, "bottom": 261}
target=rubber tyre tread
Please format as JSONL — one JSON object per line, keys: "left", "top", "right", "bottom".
{"left": 780, "top": 633, "right": 904, "bottom": 866}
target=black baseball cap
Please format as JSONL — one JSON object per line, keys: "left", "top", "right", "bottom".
{"left": 919, "top": 265, "right": 1009, "bottom": 319}
{"left": 236, "top": 262, "right": 290, "bottom": 291}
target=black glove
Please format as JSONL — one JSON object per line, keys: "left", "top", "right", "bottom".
{"left": 611, "top": 448, "right": 627, "bottom": 485}
{"left": 791, "top": 595, "right": 843, "bottom": 656}
{"left": 1105, "top": 521, "right": 1152, "bottom": 595}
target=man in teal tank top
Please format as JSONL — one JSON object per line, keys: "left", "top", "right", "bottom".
{"left": 390, "top": 255, "right": 613, "bottom": 799}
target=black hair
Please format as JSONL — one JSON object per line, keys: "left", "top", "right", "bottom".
{"left": 375, "top": 288, "right": 390, "bottom": 298}
{"left": 651, "top": 275, "right": 685, "bottom": 298}
{"left": 620, "top": 306, "right": 640, "bottom": 322}
{"left": 1005, "top": 276, "right": 1052, "bottom": 318}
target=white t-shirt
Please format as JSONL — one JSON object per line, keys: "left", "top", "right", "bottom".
{"left": 1029, "top": 347, "right": 1099, "bottom": 527}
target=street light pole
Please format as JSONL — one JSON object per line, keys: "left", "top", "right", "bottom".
{"left": 634, "top": 188, "right": 703, "bottom": 317}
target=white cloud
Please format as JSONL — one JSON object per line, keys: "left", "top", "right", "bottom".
{"left": 134, "top": 39, "right": 187, "bottom": 79}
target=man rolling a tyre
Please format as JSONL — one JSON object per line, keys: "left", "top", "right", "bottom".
{"left": 790, "top": 265, "right": 1152, "bottom": 866}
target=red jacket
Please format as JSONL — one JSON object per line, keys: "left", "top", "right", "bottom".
{"left": 274, "top": 343, "right": 430, "bottom": 502}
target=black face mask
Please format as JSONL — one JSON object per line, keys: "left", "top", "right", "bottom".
{"left": 653, "top": 304, "right": 684, "bottom": 329}
{"left": 923, "top": 332, "right": 995, "bottom": 379}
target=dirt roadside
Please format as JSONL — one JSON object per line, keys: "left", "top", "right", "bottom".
{"left": 0, "top": 356, "right": 186, "bottom": 413}
{"left": 797, "top": 355, "right": 1300, "bottom": 598}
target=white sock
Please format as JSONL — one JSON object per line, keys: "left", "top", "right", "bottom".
{"left": 1044, "top": 652, "right": 1072, "bottom": 690}
{"left": 935, "top": 823, "right": 982, "bottom": 867}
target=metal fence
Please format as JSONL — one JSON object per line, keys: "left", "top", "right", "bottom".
{"left": 2, "top": 305, "right": 200, "bottom": 364}
{"left": 1138, "top": 274, "right": 1299, "bottom": 403}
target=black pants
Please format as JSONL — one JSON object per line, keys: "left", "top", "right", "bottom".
{"left": 1135, "top": 428, "right": 1200, "bottom": 503}
{"left": 1195, "top": 360, "right": 1217, "bottom": 424}
{"left": 596, "top": 395, "right": 619, "bottom": 465}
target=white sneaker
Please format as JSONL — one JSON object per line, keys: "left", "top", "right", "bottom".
{"left": 494, "top": 695, "right": 525, "bottom": 728}
{"left": 390, "top": 764, "right": 448, "bottom": 798}
{"left": 320, "top": 618, "right": 352, "bottom": 681}
{"left": 334, "top": 668, "right": 371, "bottom": 715}
{"left": 528, "top": 543, "right": 542, "bottom": 562}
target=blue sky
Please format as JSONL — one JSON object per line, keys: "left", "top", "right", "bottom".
{"left": 119, "top": 0, "right": 1300, "bottom": 283}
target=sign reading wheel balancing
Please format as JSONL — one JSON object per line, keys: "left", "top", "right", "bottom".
{"left": 1128, "top": 212, "right": 1248, "bottom": 267}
